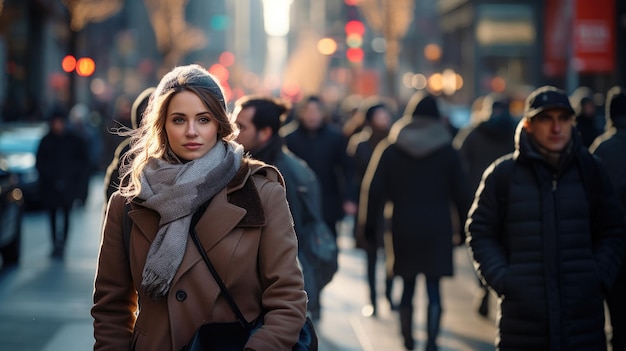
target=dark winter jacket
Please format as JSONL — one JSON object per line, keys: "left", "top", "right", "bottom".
{"left": 360, "top": 107, "right": 472, "bottom": 278}
{"left": 283, "top": 122, "right": 353, "bottom": 228}
{"left": 590, "top": 119, "right": 626, "bottom": 206}
{"left": 252, "top": 135, "right": 322, "bottom": 245}
{"left": 466, "top": 125, "right": 626, "bottom": 350}
{"left": 576, "top": 114, "right": 602, "bottom": 148}
{"left": 454, "top": 114, "right": 517, "bottom": 192}
{"left": 590, "top": 115, "right": 626, "bottom": 332}
{"left": 348, "top": 126, "right": 389, "bottom": 249}
{"left": 251, "top": 135, "right": 327, "bottom": 303}
{"left": 36, "top": 129, "right": 89, "bottom": 208}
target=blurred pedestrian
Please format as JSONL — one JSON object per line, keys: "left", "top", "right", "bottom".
{"left": 360, "top": 92, "right": 472, "bottom": 350}
{"left": 68, "top": 103, "right": 102, "bottom": 206}
{"left": 349, "top": 97, "right": 395, "bottom": 317}
{"left": 103, "top": 87, "right": 155, "bottom": 200}
{"left": 233, "top": 94, "right": 329, "bottom": 321}
{"left": 590, "top": 86, "right": 626, "bottom": 351}
{"left": 452, "top": 93, "right": 517, "bottom": 317}
{"left": 35, "top": 107, "right": 89, "bottom": 258}
{"left": 340, "top": 94, "right": 365, "bottom": 138}
{"left": 282, "top": 95, "right": 356, "bottom": 237}
{"left": 466, "top": 85, "right": 625, "bottom": 350}
{"left": 571, "top": 89, "right": 602, "bottom": 148}
{"left": 92, "top": 64, "right": 307, "bottom": 350}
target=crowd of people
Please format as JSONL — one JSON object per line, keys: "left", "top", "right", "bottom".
{"left": 33, "top": 63, "right": 625, "bottom": 350}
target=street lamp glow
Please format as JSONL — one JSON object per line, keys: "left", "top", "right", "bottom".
{"left": 262, "top": 0, "right": 293, "bottom": 37}
{"left": 317, "top": 38, "right": 338, "bottom": 55}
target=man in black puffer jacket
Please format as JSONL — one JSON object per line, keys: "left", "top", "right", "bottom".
{"left": 466, "top": 85, "right": 626, "bottom": 351}
{"left": 590, "top": 86, "right": 626, "bottom": 351}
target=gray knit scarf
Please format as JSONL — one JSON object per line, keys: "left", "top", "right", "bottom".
{"left": 138, "top": 140, "right": 243, "bottom": 299}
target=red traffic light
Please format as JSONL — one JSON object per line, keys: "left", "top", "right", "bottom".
{"left": 345, "top": 20, "right": 365, "bottom": 36}
{"left": 346, "top": 47, "right": 364, "bottom": 63}
{"left": 62, "top": 55, "right": 77, "bottom": 73}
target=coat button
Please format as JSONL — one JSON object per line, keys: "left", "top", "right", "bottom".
{"left": 175, "top": 290, "right": 187, "bottom": 301}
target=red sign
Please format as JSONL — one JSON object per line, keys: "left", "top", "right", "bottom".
{"left": 572, "top": 0, "right": 615, "bottom": 73}
{"left": 543, "top": 0, "right": 570, "bottom": 77}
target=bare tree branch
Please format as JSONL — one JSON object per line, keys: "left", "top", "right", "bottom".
{"left": 144, "top": 0, "right": 207, "bottom": 75}
{"left": 62, "top": 0, "right": 123, "bottom": 31}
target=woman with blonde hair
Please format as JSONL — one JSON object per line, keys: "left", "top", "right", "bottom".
{"left": 92, "top": 64, "right": 307, "bottom": 350}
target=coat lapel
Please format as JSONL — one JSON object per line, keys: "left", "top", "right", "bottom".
{"left": 128, "top": 158, "right": 271, "bottom": 290}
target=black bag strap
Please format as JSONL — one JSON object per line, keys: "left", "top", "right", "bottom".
{"left": 188, "top": 202, "right": 252, "bottom": 330}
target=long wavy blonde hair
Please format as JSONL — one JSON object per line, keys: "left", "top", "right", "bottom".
{"left": 118, "top": 64, "right": 237, "bottom": 200}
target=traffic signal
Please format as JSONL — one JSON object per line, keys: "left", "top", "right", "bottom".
{"left": 61, "top": 55, "right": 77, "bottom": 73}
{"left": 76, "top": 57, "right": 95, "bottom": 77}
{"left": 344, "top": 20, "right": 365, "bottom": 63}
{"left": 62, "top": 55, "right": 95, "bottom": 77}
{"left": 346, "top": 48, "right": 364, "bottom": 63}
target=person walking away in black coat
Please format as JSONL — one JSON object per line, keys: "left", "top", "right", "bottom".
{"left": 68, "top": 103, "right": 102, "bottom": 206}
{"left": 359, "top": 92, "right": 472, "bottom": 350}
{"left": 282, "top": 95, "right": 356, "bottom": 237}
{"left": 466, "top": 85, "right": 625, "bottom": 350}
{"left": 36, "top": 108, "right": 89, "bottom": 258}
{"left": 233, "top": 94, "right": 330, "bottom": 321}
{"left": 572, "top": 91, "right": 602, "bottom": 148}
{"left": 452, "top": 94, "right": 517, "bottom": 317}
{"left": 348, "top": 97, "right": 395, "bottom": 316}
{"left": 590, "top": 86, "right": 626, "bottom": 351}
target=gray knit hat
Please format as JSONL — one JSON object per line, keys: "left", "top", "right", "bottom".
{"left": 153, "top": 64, "right": 226, "bottom": 110}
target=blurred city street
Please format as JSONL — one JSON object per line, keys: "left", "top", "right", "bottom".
{"left": 0, "top": 174, "right": 498, "bottom": 351}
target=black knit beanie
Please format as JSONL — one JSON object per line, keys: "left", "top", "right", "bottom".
{"left": 404, "top": 91, "right": 440, "bottom": 119}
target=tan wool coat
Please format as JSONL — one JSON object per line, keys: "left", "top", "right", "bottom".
{"left": 92, "top": 159, "right": 307, "bottom": 350}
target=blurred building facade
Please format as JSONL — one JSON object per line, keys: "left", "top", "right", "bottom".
{"left": 3, "top": 0, "right": 622, "bottom": 124}
{"left": 438, "top": 0, "right": 625, "bottom": 105}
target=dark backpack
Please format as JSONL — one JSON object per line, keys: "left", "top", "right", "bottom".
{"left": 296, "top": 187, "right": 338, "bottom": 288}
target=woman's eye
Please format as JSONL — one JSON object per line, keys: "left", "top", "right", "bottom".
{"left": 172, "top": 117, "right": 185, "bottom": 124}
{"left": 199, "top": 116, "right": 211, "bottom": 123}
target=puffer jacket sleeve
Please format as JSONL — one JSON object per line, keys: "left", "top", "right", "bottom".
{"left": 92, "top": 193, "right": 139, "bottom": 350}
{"left": 246, "top": 177, "right": 308, "bottom": 350}
{"left": 465, "top": 160, "right": 509, "bottom": 296}
{"left": 590, "top": 161, "right": 626, "bottom": 292}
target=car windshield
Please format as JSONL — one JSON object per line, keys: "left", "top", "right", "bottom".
{"left": 0, "top": 123, "right": 47, "bottom": 172}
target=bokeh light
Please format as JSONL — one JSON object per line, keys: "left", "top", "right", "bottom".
{"left": 371, "top": 37, "right": 386, "bottom": 53}
{"left": 424, "top": 43, "right": 442, "bottom": 62}
{"left": 62, "top": 55, "right": 77, "bottom": 73}
{"left": 427, "top": 73, "right": 443, "bottom": 93}
{"left": 345, "top": 20, "right": 365, "bottom": 36}
{"left": 346, "top": 48, "right": 364, "bottom": 63}
{"left": 219, "top": 51, "right": 235, "bottom": 67}
{"left": 412, "top": 74, "right": 428, "bottom": 90}
{"left": 317, "top": 38, "right": 338, "bottom": 55}
{"left": 491, "top": 76, "right": 506, "bottom": 92}
{"left": 208, "top": 63, "right": 229, "bottom": 84}
{"left": 76, "top": 57, "right": 95, "bottom": 76}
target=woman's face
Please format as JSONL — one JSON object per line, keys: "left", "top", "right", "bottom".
{"left": 165, "top": 90, "right": 219, "bottom": 161}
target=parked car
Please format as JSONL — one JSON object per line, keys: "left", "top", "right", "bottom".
{"left": 0, "top": 122, "right": 47, "bottom": 210}
{"left": 0, "top": 165, "right": 24, "bottom": 266}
